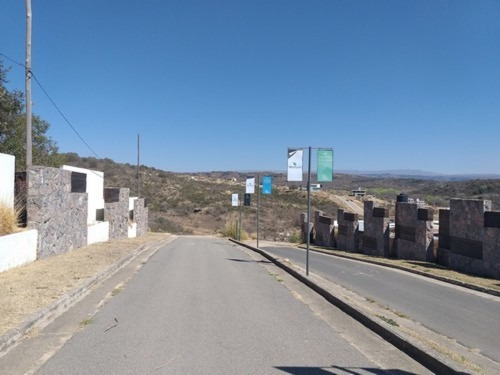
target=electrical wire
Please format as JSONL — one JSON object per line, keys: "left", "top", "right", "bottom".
{"left": 0, "top": 52, "right": 137, "bottom": 181}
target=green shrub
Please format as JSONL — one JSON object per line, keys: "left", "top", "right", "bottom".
{"left": 289, "top": 230, "right": 302, "bottom": 243}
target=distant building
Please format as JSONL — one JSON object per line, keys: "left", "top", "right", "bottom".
{"left": 351, "top": 187, "right": 366, "bottom": 197}
{"left": 408, "top": 198, "right": 426, "bottom": 206}
{"left": 310, "top": 183, "right": 321, "bottom": 192}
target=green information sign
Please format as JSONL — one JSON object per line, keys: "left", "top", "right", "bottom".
{"left": 317, "top": 149, "right": 333, "bottom": 182}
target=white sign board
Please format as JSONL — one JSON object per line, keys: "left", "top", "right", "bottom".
{"left": 246, "top": 177, "right": 255, "bottom": 194}
{"left": 231, "top": 194, "right": 239, "bottom": 207}
{"left": 287, "top": 149, "right": 303, "bottom": 181}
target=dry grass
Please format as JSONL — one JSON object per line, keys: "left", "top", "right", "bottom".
{"left": 399, "top": 327, "right": 486, "bottom": 374}
{"left": 0, "top": 232, "right": 168, "bottom": 336}
{"left": 0, "top": 201, "right": 20, "bottom": 236}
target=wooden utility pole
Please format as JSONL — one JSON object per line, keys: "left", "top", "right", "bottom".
{"left": 137, "top": 133, "right": 141, "bottom": 197}
{"left": 26, "top": 0, "right": 32, "bottom": 168}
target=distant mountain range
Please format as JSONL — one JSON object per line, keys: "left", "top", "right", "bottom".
{"left": 338, "top": 170, "right": 500, "bottom": 181}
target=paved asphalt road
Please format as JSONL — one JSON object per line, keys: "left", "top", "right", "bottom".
{"left": 35, "top": 237, "right": 409, "bottom": 374}
{"left": 262, "top": 246, "right": 500, "bottom": 363}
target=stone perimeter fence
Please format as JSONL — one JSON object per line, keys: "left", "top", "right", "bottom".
{"left": 302, "top": 198, "right": 500, "bottom": 280}
{"left": 0, "top": 152, "right": 148, "bottom": 272}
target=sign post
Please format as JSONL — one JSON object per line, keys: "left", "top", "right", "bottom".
{"left": 257, "top": 175, "right": 273, "bottom": 248}
{"left": 231, "top": 194, "right": 239, "bottom": 240}
{"left": 239, "top": 192, "right": 242, "bottom": 241}
{"left": 288, "top": 147, "right": 333, "bottom": 276}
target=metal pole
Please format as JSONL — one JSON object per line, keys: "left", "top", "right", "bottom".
{"left": 306, "top": 146, "right": 312, "bottom": 276}
{"left": 25, "top": 0, "right": 32, "bottom": 169}
{"left": 137, "top": 133, "right": 140, "bottom": 197}
{"left": 235, "top": 203, "right": 238, "bottom": 240}
{"left": 239, "top": 193, "right": 243, "bottom": 241}
{"left": 257, "top": 174, "right": 260, "bottom": 248}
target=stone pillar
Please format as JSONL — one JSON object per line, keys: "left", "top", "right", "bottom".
{"left": 104, "top": 188, "right": 130, "bottom": 240}
{"left": 300, "top": 213, "right": 313, "bottom": 243}
{"left": 27, "top": 167, "right": 88, "bottom": 259}
{"left": 336, "top": 209, "right": 359, "bottom": 252}
{"left": 438, "top": 199, "right": 495, "bottom": 277}
{"left": 134, "top": 198, "right": 149, "bottom": 237}
{"left": 394, "top": 202, "right": 434, "bottom": 262}
{"left": 362, "top": 201, "right": 390, "bottom": 257}
{"left": 314, "top": 211, "right": 334, "bottom": 247}
{"left": 484, "top": 212, "right": 500, "bottom": 279}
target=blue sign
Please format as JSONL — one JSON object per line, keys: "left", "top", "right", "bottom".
{"left": 262, "top": 176, "right": 272, "bottom": 194}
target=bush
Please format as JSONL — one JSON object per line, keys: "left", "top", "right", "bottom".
{"left": 221, "top": 219, "right": 238, "bottom": 239}
{"left": 0, "top": 201, "right": 20, "bottom": 236}
{"left": 152, "top": 216, "right": 183, "bottom": 234}
{"left": 289, "top": 230, "right": 302, "bottom": 244}
{"left": 221, "top": 213, "right": 248, "bottom": 240}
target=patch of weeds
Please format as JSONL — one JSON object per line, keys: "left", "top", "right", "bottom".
{"left": 270, "top": 273, "right": 283, "bottom": 282}
{"left": 394, "top": 311, "right": 409, "bottom": 319}
{"left": 377, "top": 303, "right": 390, "bottom": 310}
{"left": 112, "top": 287, "right": 123, "bottom": 296}
{"left": 365, "top": 297, "right": 376, "bottom": 303}
{"left": 80, "top": 318, "right": 94, "bottom": 326}
{"left": 375, "top": 314, "right": 399, "bottom": 327}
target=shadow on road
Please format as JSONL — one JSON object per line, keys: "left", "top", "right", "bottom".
{"left": 275, "top": 365, "right": 418, "bottom": 375}
{"left": 226, "top": 258, "right": 272, "bottom": 264}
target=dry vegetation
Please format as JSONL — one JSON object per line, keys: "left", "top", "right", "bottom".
{"left": 59, "top": 153, "right": 500, "bottom": 239}
{"left": 0, "top": 233, "right": 168, "bottom": 336}
{"left": 59, "top": 154, "right": 345, "bottom": 240}
{"left": 0, "top": 201, "right": 20, "bottom": 236}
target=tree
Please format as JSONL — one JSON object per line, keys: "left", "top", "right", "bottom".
{"left": 0, "top": 59, "right": 64, "bottom": 170}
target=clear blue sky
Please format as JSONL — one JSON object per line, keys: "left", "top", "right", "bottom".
{"left": 1, "top": 0, "right": 499, "bottom": 174}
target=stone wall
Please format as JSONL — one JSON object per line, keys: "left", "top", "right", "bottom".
{"left": 336, "top": 209, "right": 359, "bottom": 252}
{"left": 300, "top": 213, "right": 314, "bottom": 243}
{"left": 394, "top": 202, "right": 434, "bottom": 262}
{"left": 27, "top": 167, "right": 88, "bottom": 259}
{"left": 362, "top": 201, "right": 390, "bottom": 257}
{"left": 438, "top": 199, "right": 500, "bottom": 279}
{"left": 134, "top": 198, "right": 149, "bottom": 237}
{"left": 314, "top": 210, "right": 335, "bottom": 247}
{"left": 104, "top": 188, "right": 130, "bottom": 240}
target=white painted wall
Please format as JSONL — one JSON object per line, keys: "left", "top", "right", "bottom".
{"left": 129, "top": 197, "right": 138, "bottom": 211}
{"left": 88, "top": 221, "right": 110, "bottom": 245}
{"left": 62, "top": 165, "right": 104, "bottom": 225}
{"left": 128, "top": 222, "right": 137, "bottom": 238}
{"left": 0, "top": 153, "right": 15, "bottom": 208}
{"left": 0, "top": 229, "right": 38, "bottom": 272}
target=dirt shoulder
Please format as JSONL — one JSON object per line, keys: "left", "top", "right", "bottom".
{"left": 0, "top": 233, "right": 170, "bottom": 338}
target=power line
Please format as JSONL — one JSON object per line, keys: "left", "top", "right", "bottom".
{"left": 1, "top": 54, "right": 106, "bottom": 162}
{"left": 0, "top": 52, "right": 131, "bottom": 180}
{"left": 0, "top": 53, "right": 25, "bottom": 68}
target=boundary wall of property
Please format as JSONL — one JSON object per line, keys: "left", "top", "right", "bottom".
{"left": 301, "top": 197, "right": 500, "bottom": 279}
{"left": 0, "top": 153, "right": 149, "bottom": 272}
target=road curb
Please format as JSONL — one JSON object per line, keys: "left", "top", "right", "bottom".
{"left": 299, "top": 245, "right": 500, "bottom": 297}
{"left": 0, "top": 236, "right": 171, "bottom": 356}
{"left": 230, "top": 238, "right": 468, "bottom": 375}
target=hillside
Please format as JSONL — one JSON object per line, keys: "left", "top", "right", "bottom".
{"left": 60, "top": 153, "right": 500, "bottom": 238}
{"left": 61, "top": 154, "right": 340, "bottom": 239}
